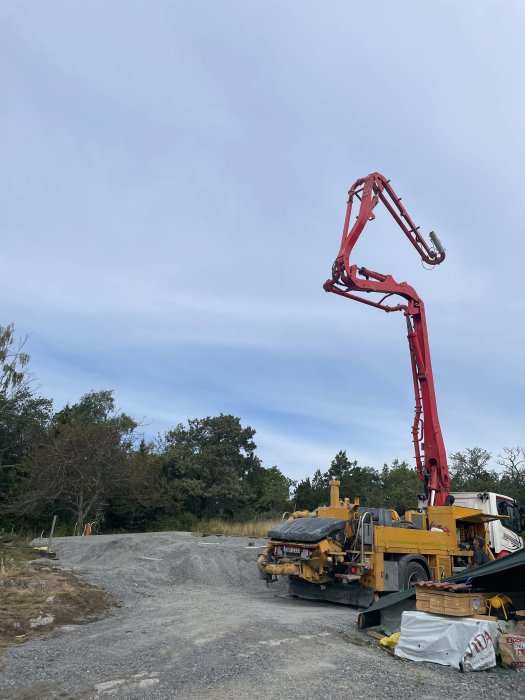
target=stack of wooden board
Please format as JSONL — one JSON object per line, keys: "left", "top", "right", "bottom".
{"left": 416, "top": 588, "right": 495, "bottom": 617}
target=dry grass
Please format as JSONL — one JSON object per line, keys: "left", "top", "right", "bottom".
{"left": 0, "top": 555, "right": 25, "bottom": 579}
{"left": 0, "top": 535, "right": 35, "bottom": 565}
{"left": 192, "top": 517, "right": 280, "bottom": 538}
{"left": 0, "top": 539, "right": 112, "bottom": 654}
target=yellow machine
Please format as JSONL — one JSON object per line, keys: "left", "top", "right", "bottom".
{"left": 258, "top": 480, "right": 500, "bottom": 606}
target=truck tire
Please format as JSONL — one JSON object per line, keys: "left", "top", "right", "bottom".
{"left": 401, "top": 560, "right": 428, "bottom": 590}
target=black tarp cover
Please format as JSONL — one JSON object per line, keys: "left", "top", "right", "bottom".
{"left": 268, "top": 517, "right": 347, "bottom": 544}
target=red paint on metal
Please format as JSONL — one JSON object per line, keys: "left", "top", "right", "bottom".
{"left": 324, "top": 172, "right": 450, "bottom": 507}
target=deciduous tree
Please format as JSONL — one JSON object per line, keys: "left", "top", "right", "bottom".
{"left": 449, "top": 447, "right": 499, "bottom": 492}
{"left": 160, "top": 414, "right": 260, "bottom": 518}
{"left": 245, "top": 463, "right": 294, "bottom": 513}
{"left": 498, "top": 446, "right": 525, "bottom": 504}
{"left": 0, "top": 324, "right": 52, "bottom": 507}
{"left": 12, "top": 390, "right": 136, "bottom": 532}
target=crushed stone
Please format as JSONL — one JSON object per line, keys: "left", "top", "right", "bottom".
{"left": 0, "top": 531, "right": 524, "bottom": 699}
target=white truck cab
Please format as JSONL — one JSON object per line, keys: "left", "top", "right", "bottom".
{"left": 451, "top": 491, "right": 524, "bottom": 555}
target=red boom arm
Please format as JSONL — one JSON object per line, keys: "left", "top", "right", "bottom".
{"left": 324, "top": 172, "right": 450, "bottom": 507}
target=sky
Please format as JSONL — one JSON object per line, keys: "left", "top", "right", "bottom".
{"left": 2, "top": 1, "right": 525, "bottom": 481}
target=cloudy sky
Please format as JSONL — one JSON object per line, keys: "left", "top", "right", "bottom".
{"left": 2, "top": 1, "right": 525, "bottom": 480}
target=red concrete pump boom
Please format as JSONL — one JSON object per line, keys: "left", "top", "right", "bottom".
{"left": 324, "top": 172, "right": 450, "bottom": 507}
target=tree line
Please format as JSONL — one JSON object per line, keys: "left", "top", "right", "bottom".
{"left": 293, "top": 447, "right": 525, "bottom": 514}
{"left": 1, "top": 323, "right": 524, "bottom": 535}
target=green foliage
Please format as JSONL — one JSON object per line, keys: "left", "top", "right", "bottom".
{"left": 294, "top": 447, "right": 525, "bottom": 514}
{"left": 2, "top": 321, "right": 525, "bottom": 534}
{"left": 158, "top": 414, "right": 290, "bottom": 520}
{"left": 161, "top": 414, "right": 247, "bottom": 516}
{"left": 0, "top": 324, "right": 52, "bottom": 505}
{"left": 147, "top": 512, "right": 198, "bottom": 533}
{"left": 497, "top": 447, "right": 525, "bottom": 506}
{"left": 54, "top": 390, "right": 136, "bottom": 434}
{"left": 294, "top": 469, "right": 329, "bottom": 511}
{"left": 245, "top": 463, "right": 294, "bottom": 513}
{"left": 449, "top": 447, "right": 499, "bottom": 492}
{"left": 0, "top": 324, "right": 30, "bottom": 392}
{"left": 294, "top": 451, "right": 383, "bottom": 510}
{"left": 379, "top": 460, "right": 421, "bottom": 510}
{"left": 104, "top": 440, "right": 167, "bottom": 531}
{"left": 9, "top": 390, "right": 138, "bottom": 532}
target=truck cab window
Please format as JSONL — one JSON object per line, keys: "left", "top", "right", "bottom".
{"left": 496, "top": 497, "right": 521, "bottom": 534}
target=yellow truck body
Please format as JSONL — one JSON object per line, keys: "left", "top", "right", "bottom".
{"left": 258, "top": 480, "right": 500, "bottom": 606}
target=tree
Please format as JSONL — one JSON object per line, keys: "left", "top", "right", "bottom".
{"left": 160, "top": 414, "right": 261, "bottom": 518}
{"left": 54, "top": 389, "right": 135, "bottom": 432}
{"left": 293, "top": 452, "right": 382, "bottom": 510}
{"left": 244, "top": 462, "right": 294, "bottom": 513}
{"left": 104, "top": 438, "right": 168, "bottom": 531}
{"left": 326, "top": 451, "right": 381, "bottom": 505}
{"left": 326, "top": 450, "right": 356, "bottom": 498}
{"left": 12, "top": 390, "right": 137, "bottom": 532}
{"left": 497, "top": 447, "right": 525, "bottom": 504}
{"left": 0, "top": 324, "right": 52, "bottom": 507}
{"left": 294, "top": 468, "right": 329, "bottom": 510}
{"left": 448, "top": 447, "right": 499, "bottom": 492}
{"left": 379, "top": 460, "right": 421, "bottom": 510}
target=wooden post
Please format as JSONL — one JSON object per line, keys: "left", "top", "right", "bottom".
{"left": 48, "top": 515, "right": 57, "bottom": 554}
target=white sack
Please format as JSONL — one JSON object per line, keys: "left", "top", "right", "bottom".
{"left": 395, "top": 610, "right": 512, "bottom": 670}
{"left": 461, "top": 630, "right": 495, "bottom": 671}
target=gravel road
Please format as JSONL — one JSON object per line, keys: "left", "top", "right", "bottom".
{"left": 1, "top": 532, "right": 524, "bottom": 699}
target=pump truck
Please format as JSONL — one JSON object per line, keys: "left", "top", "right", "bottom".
{"left": 258, "top": 172, "right": 523, "bottom": 606}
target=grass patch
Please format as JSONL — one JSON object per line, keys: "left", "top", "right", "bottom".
{"left": 191, "top": 517, "right": 280, "bottom": 538}
{"left": 0, "top": 540, "right": 113, "bottom": 654}
{"left": 0, "top": 534, "right": 36, "bottom": 567}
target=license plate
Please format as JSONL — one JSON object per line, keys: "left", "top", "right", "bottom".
{"left": 284, "top": 546, "right": 302, "bottom": 556}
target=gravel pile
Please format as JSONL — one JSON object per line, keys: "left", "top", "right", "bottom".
{"left": 1, "top": 532, "right": 524, "bottom": 700}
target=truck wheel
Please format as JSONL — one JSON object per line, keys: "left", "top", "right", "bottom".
{"left": 401, "top": 561, "right": 428, "bottom": 590}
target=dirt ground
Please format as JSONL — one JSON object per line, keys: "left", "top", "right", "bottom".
{"left": 1, "top": 532, "right": 524, "bottom": 700}
{"left": 0, "top": 560, "right": 112, "bottom": 654}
